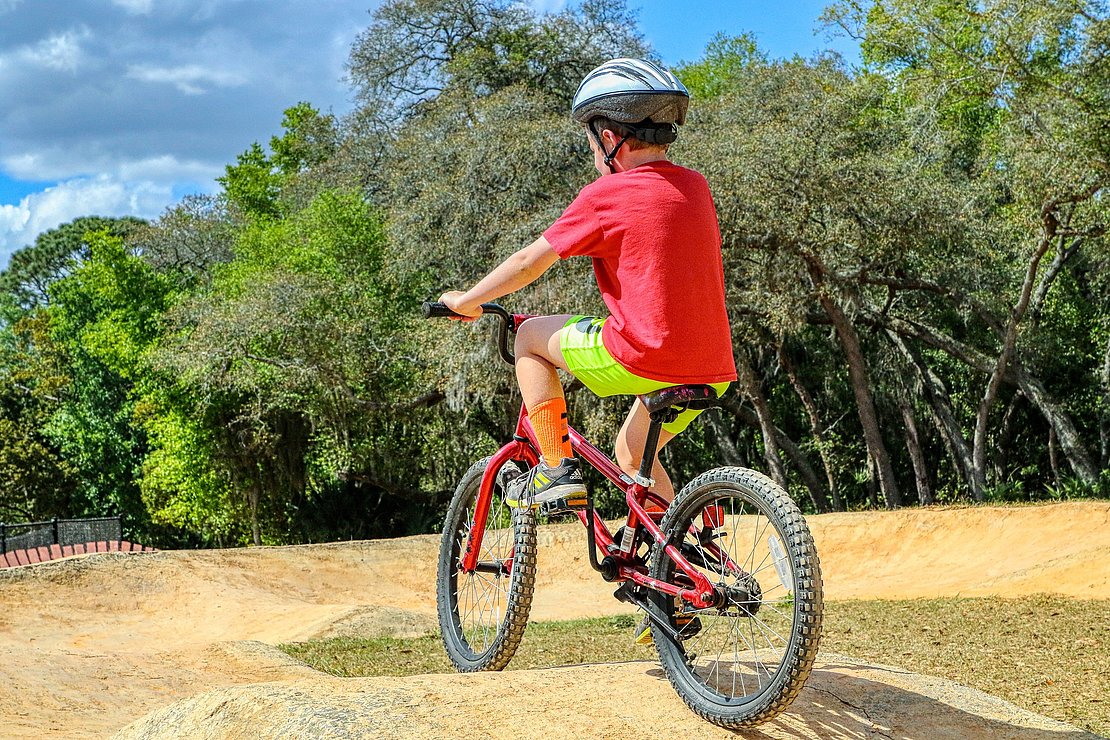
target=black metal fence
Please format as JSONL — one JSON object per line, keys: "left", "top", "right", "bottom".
{"left": 0, "top": 517, "right": 123, "bottom": 554}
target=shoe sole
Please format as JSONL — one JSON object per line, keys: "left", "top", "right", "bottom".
{"left": 505, "top": 485, "right": 588, "bottom": 510}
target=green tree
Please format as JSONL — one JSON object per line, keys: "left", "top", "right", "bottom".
{"left": 0, "top": 216, "right": 144, "bottom": 310}
{"left": 0, "top": 313, "right": 77, "bottom": 521}
{"left": 218, "top": 103, "right": 341, "bottom": 220}
{"left": 147, "top": 190, "right": 425, "bottom": 544}
{"left": 347, "top": 0, "right": 647, "bottom": 123}
{"left": 43, "top": 230, "right": 175, "bottom": 535}
{"left": 826, "top": 0, "right": 1110, "bottom": 491}
{"left": 674, "top": 32, "right": 767, "bottom": 100}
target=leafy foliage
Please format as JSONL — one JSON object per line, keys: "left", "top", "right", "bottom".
{"left": 3, "top": 0, "right": 1109, "bottom": 548}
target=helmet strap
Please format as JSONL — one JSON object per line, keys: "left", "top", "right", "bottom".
{"left": 589, "top": 120, "right": 632, "bottom": 174}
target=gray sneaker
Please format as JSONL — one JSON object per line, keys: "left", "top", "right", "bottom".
{"left": 503, "top": 458, "right": 587, "bottom": 510}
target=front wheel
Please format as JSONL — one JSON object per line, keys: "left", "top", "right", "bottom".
{"left": 437, "top": 456, "right": 537, "bottom": 671}
{"left": 648, "top": 467, "right": 823, "bottom": 727}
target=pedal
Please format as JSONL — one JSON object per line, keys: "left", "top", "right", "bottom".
{"left": 537, "top": 495, "right": 588, "bottom": 516}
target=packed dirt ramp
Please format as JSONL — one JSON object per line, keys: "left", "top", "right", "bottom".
{"left": 0, "top": 501, "right": 1105, "bottom": 738}
{"left": 114, "top": 657, "right": 1099, "bottom": 739}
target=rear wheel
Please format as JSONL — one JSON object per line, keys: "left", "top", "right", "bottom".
{"left": 648, "top": 467, "right": 822, "bottom": 727}
{"left": 437, "top": 456, "right": 537, "bottom": 671}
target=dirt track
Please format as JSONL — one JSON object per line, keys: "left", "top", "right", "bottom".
{"left": 1, "top": 501, "right": 1106, "bottom": 738}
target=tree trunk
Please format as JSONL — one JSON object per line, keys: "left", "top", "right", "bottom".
{"left": 777, "top": 343, "right": 843, "bottom": 511}
{"left": 973, "top": 200, "right": 1093, "bottom": 491}
{"left": 991, "top": 391, "right": 1023, "bottom": 482}
{"left": 866, "top": 454, "right": 879, "bottom": 509}
{"left": 1048, "top": 427, "right": 1062, "bottom": 491}
{"left": 717, "top": 398, "right": 831, "bottom": 513}
{"left": 806, "top": 258, "right": 901, "bottom": 508}
{"left": 972, "top": 228, "right": 1056, "bottom": 497}
{"left": 898, "top": 393, "right": 934, "bottom": 505}
{"left": 873, "top": 314, "right": 1098, "bottom": 486}
{"left": 249, "top": 482, "right": 261, "bottom": 547}
{"left": 706, "top": 412, "right": 746, "bottom": 468}
{"left": 887, "top": 330, "right": 982, "bottom": 499}
{"left": 736, "top": 355, "right": 789, "bottom": 490}
{"left": 1015, "top": 367, "right": 1099, "bottom": 483}
{"left": 1102, "top": 336, "right": 1110, "bottom": 469}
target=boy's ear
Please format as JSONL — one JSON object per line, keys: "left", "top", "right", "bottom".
{"left": 598, "top": 127, "right": 618, "bottom": 146}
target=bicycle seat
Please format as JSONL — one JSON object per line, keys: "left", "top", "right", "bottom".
{"left": 639, "top": 384, "right": 719, "bottom": 423}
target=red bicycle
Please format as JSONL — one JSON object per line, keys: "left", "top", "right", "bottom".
{"left": 425, "top": 302, "right": 823, "bottom": 728}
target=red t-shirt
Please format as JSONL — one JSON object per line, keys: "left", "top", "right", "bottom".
{"left": 543, "top": 160, "right": 737, "bottom": 385}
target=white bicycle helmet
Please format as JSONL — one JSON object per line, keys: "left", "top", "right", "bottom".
{"left": 571, "top": 58, "right": 689, "bottom": 171}
{"left": 572, "top": 58, "right": 689, "bottom": 126}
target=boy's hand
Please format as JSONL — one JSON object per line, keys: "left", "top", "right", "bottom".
{"left": 438, "top": 291, "right": 483, "bottom": 321}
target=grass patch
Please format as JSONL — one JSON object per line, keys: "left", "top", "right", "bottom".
{"left": 824, "top": 596, "right": 1109, "bottom": 737}
{"left": 281, "top": 596, "right": 1108, "bottom": 735}
{"left": 281, "top": 613, "right": 650, "bottom": 677}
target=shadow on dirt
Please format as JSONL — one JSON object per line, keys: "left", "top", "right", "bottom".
{"left": 735, "top": 662, "right": 1101, "bottom": 740}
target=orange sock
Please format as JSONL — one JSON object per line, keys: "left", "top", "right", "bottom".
{"left": 529, "top": 397, "right": 572, "bottom": 467}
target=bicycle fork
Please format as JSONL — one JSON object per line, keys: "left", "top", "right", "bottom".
{"left": 459, "top": 437, "right": 538, "bottom": 574}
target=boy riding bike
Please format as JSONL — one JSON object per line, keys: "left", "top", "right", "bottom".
{"left": 431, "top": 62, "right": 823, "bottom": 723}
{"left": 439, "top": 57, "right": 737, "bottom": 515}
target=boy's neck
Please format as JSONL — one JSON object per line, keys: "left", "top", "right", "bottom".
{"left": 611, "top": 149, "right": 669, "bottom": 173}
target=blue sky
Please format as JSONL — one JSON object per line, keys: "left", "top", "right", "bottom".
{"left": 0, "top": 1, "right": 858, "bottom": 268}
{"left": 634, "top": 0, "right": 858, "bottom": 65}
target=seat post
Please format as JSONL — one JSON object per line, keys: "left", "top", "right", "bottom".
{"left": 636, "top": 419, "right": 663, "bottom": 486}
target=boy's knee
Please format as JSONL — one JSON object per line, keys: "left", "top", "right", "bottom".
{"left": 514, "top": 319, "right": 543, "bottom": 357}
{"left": 515, "top": 316, "right": 566, "bottom": 364}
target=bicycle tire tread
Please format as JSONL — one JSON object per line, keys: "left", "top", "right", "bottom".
{"left": 437, "top": 456, "right": 538, "bottom": 672}
{"left": 650, "top": 466, "right": 824, "bottom": 728}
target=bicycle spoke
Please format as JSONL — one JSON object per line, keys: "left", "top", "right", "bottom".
{"left": 439, "top": 457, "right": 537, "bottom": 671}
{"left": 655, "top": 478, "right": 817, "bottom": 707}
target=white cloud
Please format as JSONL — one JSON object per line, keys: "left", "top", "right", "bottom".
{"left": 127, "top": 63, "right": 248, "bottom": 95}
{"left": 117, "top": 155, "right": 220, "bottom": 183}
{"left": 0, "top": 1, "right": 369, "bottom": 183}
{"left": 0, "top": 0, "right": 376, "bottom": 267}
{"left": 2, "top": 150, "right": 220, "bottom": 185}
{"left": 17, "top": 28, "right": 89, "bottom": 71}
{"left": 0, "top": 176, "right": 176, "bottom": 260}
{"left": 111, "top": 0, "right": 152, "bottom": 14}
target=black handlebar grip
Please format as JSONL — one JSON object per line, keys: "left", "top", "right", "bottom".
{"left": 421, "top": 301, "right": 462, "bottom": 319}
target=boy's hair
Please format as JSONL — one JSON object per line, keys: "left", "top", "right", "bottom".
{"left": 591, "top": 117, "right": 670, "bottom": 152}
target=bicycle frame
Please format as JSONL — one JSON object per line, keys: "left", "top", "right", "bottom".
{"left": 460, "top": 402, "right": 726, "bottom": 609}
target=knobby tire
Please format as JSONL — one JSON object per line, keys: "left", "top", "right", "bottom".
{"left": 648, "top": 467, "right": 823, "bottom": 727}
{"left": 437, "top": 456, "right": 537, "bottom": 671}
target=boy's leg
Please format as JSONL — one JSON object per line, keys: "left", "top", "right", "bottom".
{"left": 615, "top": 400, "right": 678, "bottom": 501}
{"left": 514, "top": 315, "right": 574, "bottom": 466}
{"left": 504, "top": 315, "right": 587, "bottom": 510}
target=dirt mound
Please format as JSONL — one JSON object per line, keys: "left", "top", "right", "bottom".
{"left": 0, "top": 501, "right": 1105, "bottom": 738}
{"left": 114, "top": 658, "right": 1099, "bottom": 740}
{"left": 811, "top": 502, "right": 1110, "bottom": 600}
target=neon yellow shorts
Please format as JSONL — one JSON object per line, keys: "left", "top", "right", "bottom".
{"left": 559, "top": 316, "right": 730, "bottom": 434}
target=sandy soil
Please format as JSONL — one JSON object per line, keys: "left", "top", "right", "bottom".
{"left": 0, "top": 501, "right": 1106, "bottom": 738}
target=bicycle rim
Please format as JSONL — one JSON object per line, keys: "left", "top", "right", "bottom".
{"left": 649, "top": 467, "right": 823, "bottom": 727}
{"left": 437, "top": 456, "right": 537, "bottom": 671}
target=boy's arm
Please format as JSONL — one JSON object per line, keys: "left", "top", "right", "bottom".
{"left": 439, "top": 237, "right": 560, "bottom": 318}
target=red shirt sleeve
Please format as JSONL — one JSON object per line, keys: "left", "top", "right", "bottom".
{"left": 542, "top": 185, "right": 609, "bottom": 259}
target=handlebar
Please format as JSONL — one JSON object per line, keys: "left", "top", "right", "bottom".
{"left": 421, "top": 301, "right": 517, "bottom": 365}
